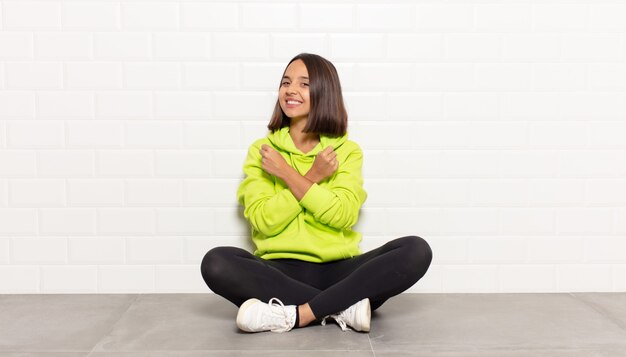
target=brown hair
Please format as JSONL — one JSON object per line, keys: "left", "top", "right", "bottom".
{"left": 267, "top": 53, "right": 348, "bottom": 136}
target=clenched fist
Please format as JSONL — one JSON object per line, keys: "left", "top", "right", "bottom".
{"left": 307, "top": 146, "right": 338, "bottom": 183}
{"left": 260, "top": 144, "right": 290, "bottom": 179}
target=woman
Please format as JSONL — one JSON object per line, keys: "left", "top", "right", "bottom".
{"left": 201, "top": 53, "right": 432, "bottom": 333}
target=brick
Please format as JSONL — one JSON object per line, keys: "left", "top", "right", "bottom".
{"left": 66, "top": 62, "right": 122, "bottom": 89}
{"left": 533, "top": 4, "right": 589, "bottom": 31}
{"left": 0, "top": 208, "right": 37, "bottom": 235}
{"left": 475, "top": 64, "right": 532, "bottom": 91}
{"left": 41, "top": 266, "right": 97, "bottom": 293}
{"left": 184, "top": 179, "right": 239, "bottom": 207}
{"left": 5, "top": 62, "right": 62, "bottom": 89}
{"left": 0, "top": 267, "right": 39, "bottom": 293}
{"left": 212, "top": 92, "right": 273, "bottom": 119}
{"left": 40, "top": 208, "right": 96, "bottom": 235}
{"left": 68, "top": 179, "right": 124, "bottom": 206}
{"left": 499, "top": 265, "right": 556, "bottom": 292}
{"left": 528, "top": 179, "right": 585, "bottom": 207}
{"left": 38, "top": 92, "right": 94, "bottom": 118}
{"left": 468, "top": 238, "right": 527, "bottom": 263}
{"left": 35, "top": 33, "right": 92, "bottom": 60}
{"left": 156, "top": 208, "right": 213, "bottom": 235}
{"left": 182, "top": 2, "right": 238, "bottom": 29}
{"left": 475, "top": 4, "right": 532, "bottom": 31}
{"left": 125, "top": 121, "right": 182, "bottom": 148}
{"left": 96, "top": 92, "right": 152, "bottom": 118}
{"left": 126, "top": 180, "right": 182, "bottom": 206}
{"left": 184, "top": 122, "right": 241, "bottom": 149}
{"left": 499, "top": 151, "right": 558, "bottom": 178}
{"left": 4, "top": 1, "right": 60, "bottom": 29}
{"left": 241, "top": 3, "right": 296, "bottom": 30}
{"left": 154, "top": 92, "right": 212, "bottom": 117}
{"left": 442, "top": 265, "right": 498, "bottom": 292}
{"left": 357, "top": 4, "right": 413, "bottom": 30}
{"left": 330, "top": 34, "right": 385, "bottom": 61}
{"left": 99, "top": 266, "right": 155, "bottom": 292}
{"left": 154, "top": 33, "right": 210, "bottom": 60}
{"left": 98, "top": 208, "right": 156, "bottom": 235}
{"left": 527, "top": 237, "right": 584, "bottom": 263}
{"left": 585, "top": 180, "right": 626, "bottom": 206}
{"left": 127, "top": 237, "right": 183, "bottom": 263}
{"left": 0, "top": 33, "right": 33, "bottom": 59}
{"left": 300, "top": 4, "right": 353, "bottom": 30}
{"left": 121, "top": 2, "right": 178, "bottom": 29}
{"left": 7, "top": 120, "right": 64, "bottom": 148}
{"left": 155, "top": 150, "right": 212, "bottom": 176}
{"left": 387, "top": 34, "right": 443, "bottom": 60}
{"left": 67, "top": 121, "right": 124, "bottom": 147}
{"left": 502, "top": 35, "right": 561, "bottom": 61}
{"left": 444, "top": 34, "right": 500, "bottom": 61}
{"left": 416, "top": 5, "right": 473, "bottom": 31}
{"left": 557, "top": 264, "right": 612, "bottom": 292}
{"left": 9, "top": 179, "right": 65, "bottom": 207}
{"left": 95, "top": 33, "right": 151, "bottom": 60}
{"left": 558, "top": 150, "right": 626, "bottom": 178}
{"left": 156, "top": 265, "right": 206, "bottom": 292}
{"left": 414, "top": 64, "right": 474, "bottom": 91}
{"left": 12, "top": 237, "right": 67, "bottom": 264}
{"left": 185, "top": 63, "right": 240, "bottom": 90}
{"left": 97, "top": 150, "right": 153, "bottom": 177}
{"left": 39, "top": 150, "right": 93, "bottom": 177}
{"left": 63, "top": 2, "right": 119, "bottom": 29}
{"left": 469, "top": 180, "right": 529, "bottom": 207}
{"left": 213, "top": 34, "right": 270, "bottom": 60}
{"left": 271, "top": 34, "right": 328, "bottom": 60}
{"left": 556, "top": 208, "right": 612, "bottom": 235}
{"left": 500, "top": 208, "right": 555, "bottom": 235}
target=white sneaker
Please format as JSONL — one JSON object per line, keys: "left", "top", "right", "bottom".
{"left": 321, "top": 298, "right": 371, "bottom": 332}
{"left": 236, "top": 297, "right": 297, "bottom": 333}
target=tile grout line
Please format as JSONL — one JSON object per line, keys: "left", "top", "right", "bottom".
{"left": 568, "top": 293, "right": 626, "bottom": 333}
{"left": 368, "top": 332, "right": 376, "bottom": 356}
{"left": 86, "top": 294, "right": 142, "bottom": 357}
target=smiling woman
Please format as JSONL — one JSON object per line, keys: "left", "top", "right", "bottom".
{"left": 200, "top": 53, "right": 433, "bottom": 334}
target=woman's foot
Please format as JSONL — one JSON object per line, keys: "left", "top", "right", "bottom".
{"left": 236, "top": 298, "right": 297, "bottom": 333}
{"left": 322, "top": 298, "right": 371, "bottom": 332}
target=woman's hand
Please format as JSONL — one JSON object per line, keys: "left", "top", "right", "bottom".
{"left": 306, "top": 146, "right": 338, "bottom": 183}
{"left": 260, "top": 144, "right": 292, "bottom": 179}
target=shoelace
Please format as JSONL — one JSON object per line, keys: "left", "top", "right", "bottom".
{"left": 262, "top": 297, "right": 293, "bottom": 333}
{"left": 320, "top": 310, "right": 351, "bottom": 331}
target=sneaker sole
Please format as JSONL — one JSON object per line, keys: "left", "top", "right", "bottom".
{"left": 359, "top": 298, "right": 371, "bottom": 332}
{"left": 236, "top": 298, "right": 261, "bottom": 332}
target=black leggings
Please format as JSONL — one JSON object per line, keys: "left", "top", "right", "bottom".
{"left": 200, "top": 235, "right": 432, "bottom": 319}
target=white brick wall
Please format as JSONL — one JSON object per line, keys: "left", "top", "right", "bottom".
{"left": 0, "top": 0, "right": 625, "bottom": 294}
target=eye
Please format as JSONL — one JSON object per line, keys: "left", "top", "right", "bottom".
{"left": 281, "top": 81, "right": 290, "bottom": 86}
{"left": 302, "top": 83, "right": 309, "bottom": 86}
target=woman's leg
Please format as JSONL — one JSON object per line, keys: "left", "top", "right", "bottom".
{"left": 200, "top": 246, "right": 321, "bottom": 307}
{"left": 307, "top": 235, "right": 432, "bottom": 319}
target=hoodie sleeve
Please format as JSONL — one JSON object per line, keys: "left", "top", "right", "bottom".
{"left": 236, "top": 141, "right": 303, "bottom": 237}
{"left": 298, "top": 144, "right": 367, "bottom": 230}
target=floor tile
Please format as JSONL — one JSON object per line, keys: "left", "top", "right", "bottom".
{"left": 368, "top": 294, "right": 626, "bottom": 353}
{"left": 572, "top": 293, "right": 626, "bottom": 330}
{"left": 0, "top": 295, "right": 136, "bottom": 353}
{"left": 375, "top": 349, "right": 604, "bottom": 356}
{"left": 91, "top": 294, "right": 370, "bottom": 352}
{"left": 89, "top": 351, "right": 374, "bottom": 357}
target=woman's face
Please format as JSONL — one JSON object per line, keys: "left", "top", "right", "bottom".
{"left": 279, "top": 59, "right": 311, "bottom": 122}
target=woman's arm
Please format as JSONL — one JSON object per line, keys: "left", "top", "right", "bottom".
{"left": 237, "top": 143, "right": 303, "bottom": 237}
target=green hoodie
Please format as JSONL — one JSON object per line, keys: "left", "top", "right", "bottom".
{"left": 236, "top": 126, "right": 368, "bottom": 263}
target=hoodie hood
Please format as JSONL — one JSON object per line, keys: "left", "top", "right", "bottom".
{"left": 267, "top": 126, "right": 348, "bottom": 157}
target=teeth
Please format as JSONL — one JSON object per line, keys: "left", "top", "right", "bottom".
{"left": 287, "top": 101, "right": 301, "bottom": 105}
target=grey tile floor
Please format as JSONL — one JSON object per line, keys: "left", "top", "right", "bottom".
{"left": 1, "top": 293, "right": 626, "bottom": 356}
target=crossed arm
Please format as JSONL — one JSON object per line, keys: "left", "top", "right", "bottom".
{"left": 259, "top": 144, "right": 338, "bottom": 201}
